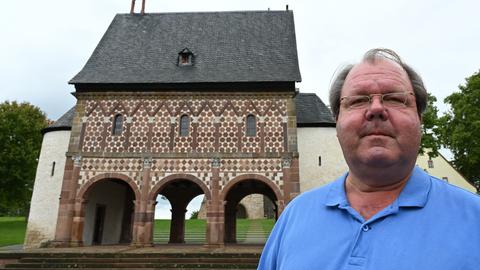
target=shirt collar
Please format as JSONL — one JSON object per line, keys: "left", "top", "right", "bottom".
{"left": 324, "top": 166, "right": 431, "bottom": 208}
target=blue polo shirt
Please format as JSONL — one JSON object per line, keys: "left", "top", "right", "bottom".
{"left": 258, "top": 167, "right": 480, "bottom": 270}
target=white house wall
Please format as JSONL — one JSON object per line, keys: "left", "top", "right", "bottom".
{"left": 416, "top": 153, "right": 476, "bottom": 193}
{"left": 297, "top": 127, "right": 347, "bottom": 192}
{"left": 24, "top": 130, "right": 71, "bottom": 248}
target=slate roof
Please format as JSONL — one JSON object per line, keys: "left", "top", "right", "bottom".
{"left": 42, "top": 106, "right": 76, "bottom": 134}
{"left": 43, "top": 94, "right": 334, "bottom": 134}
{"left": 70, "top": 11, "right": 301, "bottom": 85}
{"left": 295, "top": 93, "right": 335, "bottom": 127}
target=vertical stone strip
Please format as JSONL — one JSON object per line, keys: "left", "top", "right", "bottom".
{"left": 236, "top": 116, "right": 243, "bottom": 151}
{"left": 213, "top": 117, "right": 221, "bottom": 152}
{"left": 147, "top": 117, "right": 155, "bottom": 152}
{"left": 70, "top": 199, "right": 87, "bottom": 246}
{"left": 205, "top": 157, "right": 224, "bottom": 247}
{"left": 53, "top": 155, "right": 82, "bottom": 247}
{"left": 133, "top": 157, "right": 152, "bottom": 246}
{"left": 101, "top": 116, "right": 109, "bottom": 151}
{"left": 169, "top": 117, "right": 176, "bottom": 151}
{"left": 124, "top": 116, "right": 132, "bottom": 150}
{"left": 259, "top": 116, "right": 266, "bottom": 153}
{"left": 78, "top": 121, "right": 87, "bottom": 151}
{"left": 191, "top": 116, "right": 199, "bottom": 150}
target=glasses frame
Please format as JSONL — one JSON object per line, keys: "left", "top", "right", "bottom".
{"left": 340, "top": 92, "right": 415, "bottom": 110}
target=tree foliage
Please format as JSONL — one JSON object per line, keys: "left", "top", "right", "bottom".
{"left": 419, "top": 93, "right": 441, "bottom": 158}
{"left": 0, "top": 101, "right": 48, "bottom": 216}
{"left": 438, "top": 70, "right": 480, "bottom": 186}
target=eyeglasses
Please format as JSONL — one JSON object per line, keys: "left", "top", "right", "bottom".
{"left": 340, "top": 92, "right": 415, "bottom": 110}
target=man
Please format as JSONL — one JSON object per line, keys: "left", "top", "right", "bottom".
{"left": 258, "top": 48, "right": 480, "bottom": 270}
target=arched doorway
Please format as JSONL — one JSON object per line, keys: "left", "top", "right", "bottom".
{"left": 151, "top": 178, "right": 208, "bottom": 244}
{"left": 81, "top": 179, "right": 136, "bottom": 246}
{"left": 222, "top": 178, "right": 280, "bottom": 244}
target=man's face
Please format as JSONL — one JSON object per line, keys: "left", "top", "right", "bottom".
{"left": 336, "top": 59, "right": 421, "bottom": 171}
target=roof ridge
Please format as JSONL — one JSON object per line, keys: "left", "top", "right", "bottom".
{"left": 117, "top": 10, "right": 293, "bottom": 16}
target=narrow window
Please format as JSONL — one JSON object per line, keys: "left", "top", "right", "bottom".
{"left": 442, "top": 177, "right": 449, "bottom": 182}
{"left": 178, "top": 48, "right": 194, "bottom": 66}
{"left": 180, "top": 115, "right": 189, "bottom": 136}
{"left": 51, "top": 161, "right": 56, "bottom": 176}
{"left": 318, "top": 156, "right": 322, "bottom": 166}
{"left": 112, "top": 114, "right": 123, "bottom": 135}
{"left": 428, "top": 159, "right": 434, "bottom": 168}
{"left": 246, "top": 115, "right": 256, "bottom": 137}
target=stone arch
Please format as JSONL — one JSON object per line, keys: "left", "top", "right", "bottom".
{"left": 148, "top": 174, "right": 211, "bottom": 244}
{"left": 148, "top": 173, "right": 212, "bottom": 201}
{"left": 221, "top": 173, "right": 283, "bottom": 244}
{"left": 77, "top": 173, "right": 141, "bottom": 200}
{"left": 219, "top": 174, "right": 282, "bottom": 202}
{"left": 74, "top": 173, "right": 138, "bottom": 246}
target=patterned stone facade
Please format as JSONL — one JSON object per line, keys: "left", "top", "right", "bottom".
{"left": 54, "top": 92, "right": 300, "bottom": 247}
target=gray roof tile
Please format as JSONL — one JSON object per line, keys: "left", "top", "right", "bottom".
{"left": 42, "top": 106, "right": 75, "bottom": 134}
{"left": 295, "top": 93, "right": 335, "bottom": 127}
{"left": 70, "top": 11, "right": 301, "bottom": 84}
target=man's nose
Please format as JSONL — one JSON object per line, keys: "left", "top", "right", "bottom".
{"left": 365, "top": 96, "right": 388, "bottom": 121}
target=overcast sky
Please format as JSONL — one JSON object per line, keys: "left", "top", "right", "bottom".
{"left": 2, "top": 0, "right": 479, "bottom": 120}
{"left": 2, "top": 0, "right": 478, "bottom": 218}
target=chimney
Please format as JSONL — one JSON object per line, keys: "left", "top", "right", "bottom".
{"left": 286, "top": 4, "right": 289, "bottom": 11}
{"left": 130, "top": 0, "right": 135, "bottom": 14}
{"left": 130, "top": 0, "right": 146, "bottom": 15}
{"left": 141, "top": 0, "right": 146, "bottom": 15}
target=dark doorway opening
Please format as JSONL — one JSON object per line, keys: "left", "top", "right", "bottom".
{"left": 92, "top": 204, "right": 106, "bottom": 245}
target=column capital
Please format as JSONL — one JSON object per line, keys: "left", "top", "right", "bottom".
{"left": 72, "top": 155, "right": 82, "bottom": 167}
{"left": 143, "top": 157, "right": 153, "bottom": 169}
{"left": 211, "top": 157, "right": 221, "bottom": 168}
{"left": 282, "top": 157, "right": 292, "bottom": 168}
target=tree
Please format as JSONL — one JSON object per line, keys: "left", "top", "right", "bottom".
{"left": 0, "top": 101, "right": 48, "bottom": 216}
{"left": 419, "top": 93, "right": 441, "bottom": 158}
{"left": 438, "top": 70, "right": 480, "bottom": 186}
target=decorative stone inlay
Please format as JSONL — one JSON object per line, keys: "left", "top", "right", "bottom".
{"left": 143, "top": 157, "right": 153, "bottom": 169}
{"left": 81, "top": 116, "right": 88, "bottom": 123}
{"left": 282, "top": 157, "right": 292, "bottom": 168}
{"left": 72, "top": 155, "right": 82, "bottom": 167}
{"left": 211, "top": 157, "right": 221, "bottom": 168}
{"left": 282, "top": 116, "right": 288, "bottom": 123}
{"left": 81, "top": 97, "right": 288, "bottom": 154}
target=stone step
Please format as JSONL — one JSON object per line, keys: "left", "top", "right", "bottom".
{"left": 4, "top": 262, "right": 258, "bottom": 268}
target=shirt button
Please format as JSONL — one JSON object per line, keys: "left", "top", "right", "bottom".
{"left": 362, "top": 225, "right": 370, "bottom": 232}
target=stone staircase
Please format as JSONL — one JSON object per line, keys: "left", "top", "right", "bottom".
{"left": 0, "top": 247, "right": 261, "bottom": 270}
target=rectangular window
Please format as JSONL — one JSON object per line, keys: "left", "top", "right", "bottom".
{"left": 428, "top": 159, "right": 434, "bottom": 168}
{"left": 318, "top": 156, "right": 322, "bottom": 166}
{"left": 442, "top": 177, "right": 449, "bottom": 182}
{"left": 51, "top": 161, "right": 56, "bottom": 176}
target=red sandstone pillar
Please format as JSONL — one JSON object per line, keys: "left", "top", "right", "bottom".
{"left": 53, "top": 155, "right": 82, "bottom": 247}
{"left": 169, "top": 206, "right": 187, "bottom": 243}
{"left": 132, "top": 157, "right": 152, "bottom": 246}
{"left": 70, "top": 199, "right": 87, "bottom": 246}
{"left": 205, "top": 157, "right": 224, "bottom": 247}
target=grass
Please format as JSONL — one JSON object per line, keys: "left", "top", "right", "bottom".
{"left": 0, "top": 217, "right": 27, "bottom": 247}
{"left": 153, "top": 218, "right": 275, "bottom": 244}
{"left": 0, "top": 217, "right": 275, "bottom": 247}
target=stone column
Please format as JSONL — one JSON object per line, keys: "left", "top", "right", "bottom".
{"left": 169, "top": 206, "right": 187, "bottom": 243}
{"left": 53, "top": 155, "right": 82, "bottom": 247}
{"left": 205, "top": 157, "right": 224, "bottom": 247}
{"left": 224, "top": 201, "right": 237, "bottom": 243}
{"left": 132, "top": 157, "right": 152, "bottom": 246}
{"left": 70, "top": 198, "right": 87, "bottom": 246}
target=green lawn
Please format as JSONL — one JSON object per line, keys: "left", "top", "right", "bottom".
{"left": 0, "top": 217, "right": 27, "bottom": 247}
{"left": 0, "top": 217, "right": 275, "bottom": 247}
{"left": 153, "top": 219, "right": 275, "bottom": 244}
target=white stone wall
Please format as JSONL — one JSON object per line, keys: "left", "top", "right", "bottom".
{"left": 297, "top": 127, "right": 348, "bottom": 192}
{"left": 83, "top": 181, "right": 128, "bottom": 245}
{"left": 24, "top": 130, "right": 71, "bottom": 248}
{"left": 240, "top": 194, "right": 265, "bottom": 219}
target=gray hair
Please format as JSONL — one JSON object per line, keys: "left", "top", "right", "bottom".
{"left": 328, "top": 48, "right": 428, "bottom": 119}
